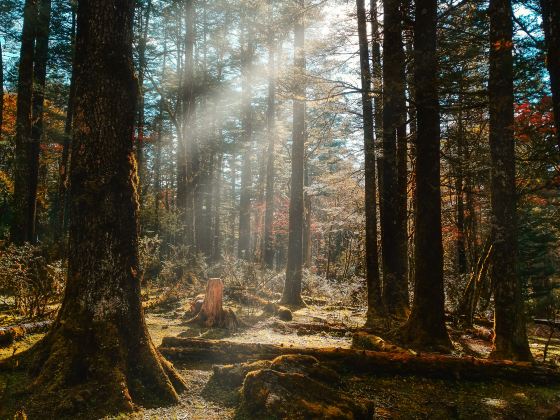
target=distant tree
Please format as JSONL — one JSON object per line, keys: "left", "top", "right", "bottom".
{"left": 283, "top": 0, "right": 305, "bottom": 305}
{"left": 263, "top": 0, "right": 277, "bottom": 269}
{"left": 540, "top": 0, "right": 559, "bottom": 150}
{"left": 356, "top": 0, "right": 383, "bottom": 321}
{"left": 401, "top": 0, "right": 451, "bottom": 350}
{"left": 488, "top": 0, "right": 532, "bottom": 361}
{"left": 0, "top": 40, "right": 3, "bottom": 140}
{"left": 23, "top": 0, "right": 185, "bottom": 415}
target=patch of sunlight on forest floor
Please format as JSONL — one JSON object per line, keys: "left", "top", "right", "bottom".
{"left": 3, "top": 290, "right": 560, "bottom": 418}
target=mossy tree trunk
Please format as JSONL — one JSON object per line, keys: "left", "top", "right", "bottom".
{"left": 282, "top": 0, "right": 305, "bottom": 306}
{"left": 23, "top": 0, "right": 185, "bottom": 416}
{"left": 488, "top": 0, "right": 532, "bottom": 361}
{"left": 401, "top": 0, "right": 451, "bottom": 350}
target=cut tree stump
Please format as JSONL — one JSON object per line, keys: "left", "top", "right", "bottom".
{"left": 184, "top": 278, "right": 238, "bottom": 330}
{"left": 159, "top": 337, "right": 560, "bottom": 385}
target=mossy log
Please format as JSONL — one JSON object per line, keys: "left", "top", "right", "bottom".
{"left": 270, "top": 320, "right": 352, "bottom": 336}
{"left": 0, "top": 320, "right": 52, "bottom": 347}
{"left": 534, "top": 319, "right": 560, "bottom": 329}
{"left": 159, "top": 337, "right": 560, "bottom": 384}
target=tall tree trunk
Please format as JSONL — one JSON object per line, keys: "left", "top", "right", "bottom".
{"left": 238, "top": 26, "right": 254, "bottom": 260}
{"left": 23, "top": 0, "right": 185, "bottom": 416}
{"left": 402, "top": 0, "right": 451, "bottom": 350}
{"left": 263, "top": 14, "right": 276, "bottom": 269}
{"left": 455, "top": 80, "right": 467, "bottom": 275}
{"left": 11, "top": 0, "right": 37, "bottom": 245}
{"left": 27, "top": 0, "right": 52, "bottom": 243}
{"left": 540, "top": 0, "right": 560, "bottom": 150}
{"left": 282, "top": 0, "right": 305, "bottom": 306}
{"left": 303, "top": 160, "right": 312, "bottom": 267}
{"left": 182, "top": 0, "right": 196, "bottom": 247}
{"left": 381, "top": 0, "right": 409, "bottom": 317}
{"left": 136, "top": 0, "right": 152, "bottom": 211}
{"left": 357, "top": 0, "right": 383, "bottom": 322}
{"left": 488, "top": 0, "right": 532, "bottom": 361}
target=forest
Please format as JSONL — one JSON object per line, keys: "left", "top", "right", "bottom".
{"left": 0, "top": 0, "right": 559, "bottom": 418}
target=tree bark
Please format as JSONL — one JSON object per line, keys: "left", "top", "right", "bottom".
{"left": 357, "top": 0, "right": 383, "bottom": 322}
{"left": 540, "top": 0, "right": 560, "bottom": 150}
{"left": 488, "top": 0, "right": 532, "bottom": 361}
{"left": 11, "top": 0, "right": 37, "bottom": 245}
{"left": 282, "top": 0, "right": 305, "bottom": 306}
{"left": 22, "top": 0, "right": 186, "bottom": 415}
{"left": 381, "top": 0, "right": 409, "bottom": 317}
{"left": 401, "top": 0, "right": 451, "bottom": 350}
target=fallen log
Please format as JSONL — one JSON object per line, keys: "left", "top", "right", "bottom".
{"left": 0, "top": 320, "right": 52, "bottom": 347}
{"left": 159, "top": 337, "right": 560, "bottom": 385}
{"left": 270, "top": 320, "right": 353, "bottom": 336}
{"left": 534, "top": 319, "right": 560, "bottom": 329}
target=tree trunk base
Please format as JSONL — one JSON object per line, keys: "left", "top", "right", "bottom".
{"left": 15, "top": 319, "right": 186, "bottom": 419}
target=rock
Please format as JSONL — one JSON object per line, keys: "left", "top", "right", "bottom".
{"left": 269, "top": 354, "right": 341, "bottom": 385}
{"left": 277, "top": 307, "right": 292, "bottom": 321}
{"left": 240, "top": 369, "right": 374, "bottom": 419}
{"left": 212, "top": 360, "right": 273, "bottom": 387}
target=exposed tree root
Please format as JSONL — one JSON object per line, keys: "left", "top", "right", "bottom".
{"left": 159, "top": 337, "right": 560, "bottom": 384}
{"left": 5, "top": 319, "right": 186, "bottom": 419}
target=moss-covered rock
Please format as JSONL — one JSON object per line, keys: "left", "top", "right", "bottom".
{"left": 240, "top": 368, "right": 374, "bottom": 419}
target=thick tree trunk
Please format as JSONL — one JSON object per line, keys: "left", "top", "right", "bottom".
{"left": 488, "top": 0, "right": 532, "bottom": 361}
{"left": 263, "top": 38, "right": 276, "bottom": 269}
{"left": 11, "top": 0, "right": 37, "bottom": 245}
{"left": 401, "top": 0, "right": 451, "bottom": 350}
{"left": 381, "top": 0, "right": 409, "bottom": 317}
{"left": 540, "top": 0, "right": 560, "bottom": 150}
{"left": 282, "top": 0, "right": 305, "bottom": 306}
{"left": 357, "top": 0, "right": 383, "bottom": 322}
{"left": 22, "top": 0, "right": 185, "bottom": 416}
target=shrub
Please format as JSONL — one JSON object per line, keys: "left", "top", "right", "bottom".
{"left": 0, "top": 244, "right": 65, "bottom": 318}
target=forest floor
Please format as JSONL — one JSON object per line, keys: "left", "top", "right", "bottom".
{"left": 2, "top": 288, "right": 560, "bottom": 419}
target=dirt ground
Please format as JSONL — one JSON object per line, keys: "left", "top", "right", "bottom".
{"left": 2, "top": 292, "right": 560, "bottom": 419}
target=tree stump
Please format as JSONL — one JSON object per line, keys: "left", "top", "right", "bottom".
{"left": 186, "top": 278, "right": 238, "bottom": 330}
